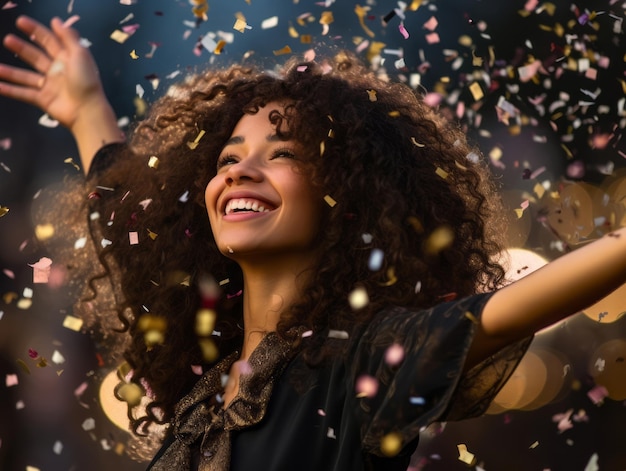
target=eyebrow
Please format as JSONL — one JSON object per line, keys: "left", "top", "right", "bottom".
{"left": 223, "top": 134, "right": 284, "bottom": 147}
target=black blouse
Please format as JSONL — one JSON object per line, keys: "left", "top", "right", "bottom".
{"left": 148, "top": 294, "right": 530, "bottom": 471}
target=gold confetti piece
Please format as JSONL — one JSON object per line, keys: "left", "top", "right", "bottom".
{"left": 534, "top": 182, "right": 546, "bottom": 199}
{"left": 233, "top": 18, "right": 248, "bottom": 33}
{"left": 63, "top": 315, "right": 83, "bottom": 331}
{"left": 148, "top": 156, "right": 160, "bottom": 168}
{"left": 457, "top": 444, "right": 476, "bottom": 465}
{"left": 435, "top": 167, "right": 448, "bottom": 180}
{"left": 464, "top": 311, "right": 479, "bottom": 324}
{"left": 529, "top": 441, "right": 539, "bottom": 449}
{"left": 380, "top": 432, "right": 402, "bottom": 457}
{"left": 195, "top": 308, "right": 216, "bottom": 336}
{"left": 489, "top": 146, "right": 503, "bottom": 162}
{"left": 35, "top": 223, "right": 55, "bottom": 241}
{"left": 288, "top": 25, "right": 299, "bottom": 38}
{"left": 348, "top": 286, "right": 369, "bottom": 310}
{"left": 199, "top": 338, "right": 218, "bottom": 361}
{"left": 273, "top": 45, "right": 292, "bottom": 56}
{"left": 323, "top": 194, "right": 337, "bottom": 207}
{"left": 561, "top": 144, "right": 573, "bottom": 159}
{"left": 320, "top": 11, "right": 334, "bottom": 25}
{"left": 409, "top": 0, "right": 422, "bottom": 10}
{"left": 366, "top": 89, "right": 377, "bottom": 102}
{"left": 117, "top": 382, "right": 144, "bottom": 407}
{"left": 134, "top": 96, "right": 147, "bottom": 116}
{"left": 3, "top": 292, "right": 17, "bottom": 304}
{"left": 407, "top": 216, "right": 424, "bottom": 234}
{"left": 469, "top": 82, "right": 484, "bottom": 101}
{"left": 355, "top": 5, "right": 375, "bottom": 38}
{"left": 187, "top": 130, "right": 206, "bottom": 149}
{"left": 300, "top": 34, "right": 312, "bottom": 44}
{"left": 147, "top": 229, "right": 158, "bottom": 240}
{"left": 192, "top": 3, "right": 208, "bottom": 20}
{"left": 130, "top": 49, "right": 139, "bottom": 59}
{"left": 214, "top": 39, "right": 227, "bottom": 55}
{"left": 379, "top": 267, "right": 398, "bottom": 286}
{"left": 0, "top": 206, "right": 9, "bottom": 217}
{"left": 114, "top": 442, "right": 125, "bottom": 456}
{"left": 63, "top": 157, "right": 80, "bottom": 171}
{"left": 425, "top": 226, "right": 454, "bottom": 254}
{"left": 110, "top": 29, "right": 130, "bottom": 44}
{"left": 16, "top": 359, "right": 31, "bottom": 374}
{"left": 320, "top": 141, "right": 326, "bottom": 156}
{"left": 388, "top": 111, "right": 400, "bottom": 117}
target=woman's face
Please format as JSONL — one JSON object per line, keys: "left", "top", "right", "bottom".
{"left": 205, "top": 103, "right": 322, "bottom": 266}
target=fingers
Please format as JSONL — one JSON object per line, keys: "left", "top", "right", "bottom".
{"left": 2, "top": 33, "right": 52, "bottom": 75}
{"left": 0, "top": 73, "right": 40, "bottom": 107}
{"left": 0, "top": 63, "right": 44, "bottom": 89}
{"left": 50, "top": 17, "right": 82, "bottom": 52}
{"left": 15, "top": 15, "right": 62, "bottom": 59}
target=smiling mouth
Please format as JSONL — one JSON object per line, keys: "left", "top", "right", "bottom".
{"left": 224, "top": 198, "right": 274, "bottom": 215}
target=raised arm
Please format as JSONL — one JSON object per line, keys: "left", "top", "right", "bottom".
{"left": 467, "top": 226, "right": 626, "bottom": 367}
{"left": 0, "top": 16, "right": 124, "bottom": 175}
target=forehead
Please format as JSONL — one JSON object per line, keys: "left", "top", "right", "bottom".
{"left": 228, "top": 102, "right": 292, "bottom": 138}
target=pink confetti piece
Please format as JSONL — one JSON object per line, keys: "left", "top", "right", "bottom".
{"left": 398, "top": 22, "right": 409, "bottom": 39}
{"left": 385, "top": 343, "right": 405, "bottom": 366}
{"left": 423, "top": 16, "right": 438, "bottom": 31}
{"left": 425, "top": 32, "right": 440, "bottom": 45}
{"left": 29, "top": 257, "right": 52, "bottom": 283}
{"left": 1, "top": 2, "right": 18, "bottom": 10}
{"left": 355, "top": 375, "right": 379, "bottom": 398}
{"left": 122, "top": 24, "right": 140, "bottom": 35}
{"left": 587, "top": 384, "right": 609, "bottom": 404}
{"left": 5, "top": 374, "right": 18, "bottom": 387}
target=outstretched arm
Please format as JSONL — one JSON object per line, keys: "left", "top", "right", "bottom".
{"left": 0, "top": 16, "right": 124, "bottom": 175}
{"left": 467, "top": 226, "right": 626, "bottom": 368}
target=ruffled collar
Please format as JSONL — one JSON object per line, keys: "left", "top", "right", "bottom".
{"left": 149, "top": 331, "right": 301, "bottom": 470}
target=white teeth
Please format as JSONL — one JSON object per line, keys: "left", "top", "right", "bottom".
{"left": 225, "top": 198, "right": 272, "bottom": 215}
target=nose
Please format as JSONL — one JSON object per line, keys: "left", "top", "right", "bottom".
{"left": 223, "top": 157, "right": 263, "bottom": 185}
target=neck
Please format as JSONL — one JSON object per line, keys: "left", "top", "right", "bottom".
{"left": 236, "top": 255, "right": 314, "bottom": 360}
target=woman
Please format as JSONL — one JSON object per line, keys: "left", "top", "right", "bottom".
{"left": 1, "top": 16, "right": 625, "bottom": 470}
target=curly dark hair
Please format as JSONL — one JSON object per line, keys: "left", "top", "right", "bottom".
{"left": 88, "top": 52, "right": 507, "bottom": 433}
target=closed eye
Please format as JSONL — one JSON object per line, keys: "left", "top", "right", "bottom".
{"left": 216, "top": 154, "right": 238, "bottom": 170}
{"left": 271, "top": 147, "right": 297, "bottom": 160}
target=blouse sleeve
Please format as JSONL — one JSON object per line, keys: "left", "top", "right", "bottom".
{"left": 349, "top": 292, "right": 532, "bottom": 455}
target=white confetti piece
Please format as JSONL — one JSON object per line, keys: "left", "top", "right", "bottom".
{"left": 82, "top": 417, "right": 96, "bottom": 431}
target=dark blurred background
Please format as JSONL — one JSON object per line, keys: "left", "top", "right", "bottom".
{"left": 1, "top": 1, "right": 625, "bottom": 470}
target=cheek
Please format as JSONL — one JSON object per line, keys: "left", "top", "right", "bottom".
{"left": 205, "top": 179, "right": 220, "bottom": 223}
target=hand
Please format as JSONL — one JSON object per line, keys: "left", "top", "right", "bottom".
{"left": 0, "top": 15, "right": 105, "bottom": 129}
{"left": 0, "top": 15, "right": 123, "bottom": 174}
